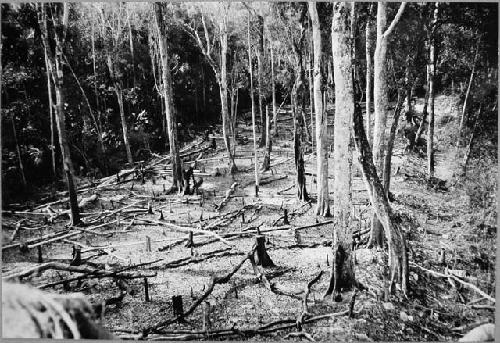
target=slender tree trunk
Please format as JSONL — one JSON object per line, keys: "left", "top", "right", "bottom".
{"left": 155, "top": 3, "right": 182, "bottom": 190}
{"left": 325, "top": 2, "right": 354, "bottom": 301}
{"left": 257, "top": 15, "right": 266, "bottom": 148}
{"left": 308, "top": 51, "right": 315, "bottom": 150}
{"left": 116, "top": 87, "right": 133, "bottom": 164}
{"left": 127, "top": 9, "right": 136, "bottom": 88}
{"left": 370, "top": 2, "right": 406, "bottom": 248}
{"left": 64, "top": 55, "right": 107, "bottom": 175}
{"left": 459, "top": 38, "right": 480, "bottom": 141}
{"left": 462, "top": 105, "right": 481, "bottom": 176}
{"left": 427, "top": 3, "right": 439, "bottom": 178}
{"left": 404, "top": 55, "right": 413, "bottom": 116}
{"left": 415, "top": 75, "right": 429, "bottom": 145}
{"left": 38, "top": 3, "right": 80, "bottom": 226}
{"left": 219, "top": 11, "right": 237, "bottom": 174}
{"left": 271, "top": 44, "right": 277, "bottom": 136}
{"left": 257, "top": 51, "right": 266, "bottom": 148}
{"left": 44, "top": 51, "right": 57, "bottom": 177}
{"left": 261, "top": 106, "right": 272, "bottom": 171}
{"left": 248, "top": 14, "right": 259, "bottom": 196}
{"left": 352, "top": 102, "right": 408, "bottom": 295}
{"left": 383, "top": 91, "right": 405, "bottom": 195}
{"left": 107, "top": 54, "right": 133, "bottom": 165}
{"left": 365, "top": 3, "right": 374, "bottom": 146}
{"left": 292, "top": 83, "right": 308, "bottom": 202}
{"left": 309, "top": 1, "right": 329, "bottom": 217}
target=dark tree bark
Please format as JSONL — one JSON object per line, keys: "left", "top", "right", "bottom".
{"left": 38, "top": 3, "right": 81, "bottom": 226}
{"left": 352, "top": 104, "right": 409, "bottom": 296}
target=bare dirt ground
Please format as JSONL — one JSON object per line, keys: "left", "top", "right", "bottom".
{"left": 2, "top": 95, "right": 495, "bottom": 341}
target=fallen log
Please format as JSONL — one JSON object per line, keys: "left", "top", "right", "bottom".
{"left": 215, "top": 182, "right": 238, "bottom": 211}
{"left": 145, "top": 244, "right": 258, "bottom": 334}
{"left": 410, "top": 262, "right": 495, "bottom": 303}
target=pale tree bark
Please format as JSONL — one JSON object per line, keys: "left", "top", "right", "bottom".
{"left": 427, "top": 2, "right": 439, "bottom": 178}
{"left": 270, "top": 43, "right": 278, "bottom": 135}
{"left": 365, "top": 3, "right": 374, "bottom": 145}
{"left": 183, "top": 6, "right": 236, "bottom": 173}
{"left": 307, "top": 51, "right": 314, "bottom": 150}
{"left": 38, "top": 3, "right": 81, "bottom": 226}
{"left": 261, "top": 106, "right": 272, "bottom": 171}
{"left": 291, "top": 27, "right": 309, "bottom": 202}
{"left": 383, "top": 91, "right": 405, "bottom": 195}
{"left": 352, "top": 101, "right": 409, "bottom": 295}
{"left": 415, "top": 67, "right": 429, "bottom": 145}
{"left": 219, "top": 6, "right": 237, "bottom": 174}
{"left": 98, "top": 4, "right": 134, "bottom": 165}
{"left": 325, "top": 2, "right": 354, "bottom": 301}
{"left": 370, "top": 2, "right": 406, "bottom": 248}
{"left": 248, "top": 14, "right": 259, "bottom": 196}
{"left": 154, "top": 3, "right": 183, "bottom": 191}
{"left": 256, "top": 14, "right": 266, "bottom": 148}
{"left": 292, "top": 83, "right": 308, "bottom": 202}
{"left": 309, "top": 1, "right": 329, "bottom": 217}
{"left": 458, "top": 36, "right": 481, "bottom": 143}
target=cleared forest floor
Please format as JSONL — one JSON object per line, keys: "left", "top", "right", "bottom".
{"left": 2, "top": 95, "right": 495, "bottom": 341}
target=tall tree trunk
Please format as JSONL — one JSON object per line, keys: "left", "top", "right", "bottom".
{"left": 427, "top": 2, "right": 439, "bottom": 178}
{"left": 248, "top": 14, "right": 259, "bottom": 196}
{"left": 44, "top": 51, "right": 57, "bottom": 177}
{"left": 404, "top": 55, "right": 413, "bottom": 116}
{"left": 261, "top": 106, "right": 272, "bottom": 171}
{"left": 255, "top": 14, "right": 265, "bottom": 148}
{"left": 127, "top": 8, "right": 136, "bottom": 88}
{"left": 116, "top": 87, "right": 133, "bottom": 165}
{"left": 292, "top": 83, "right": 308, "bottom": 202}
{"left": 257, "top": 51, "right": 266, "bottom": 148}
{"left": 325, "top": 2, "right": 354, "bottom": 301}
{"left": 308, "top": 51, "right": 315, "bottom": 150}
{"left": 309, "top": 1, "right": 329, "bottom": 217}
{"left": 219, "top": 9, "right": 237, "bottom": 174}
{"left": 458, "top": 37, "right": 480, "bottom": 142}
{"left": 383, "top": 91, "right": 405, "bottom": 195}
{"left": 415, "top": 74, "right": 429, "bottom": 145}
{"left": 462, "top": 105, "right": 481, "bottom": 176}
{"left": 352, "top": 102, "right": 408, "bottom": 295}
{"left": 365, "top": 3, "right": 374, "bottom": 146}
{"left": 370, "top": 2, "right": 406, "bottom": 248}
{"left": 64, "top": 55, "right": 107, "bottom": 176}
{"left": 271, "top": 44, "right": 278, "bottom": 136}
{"left": 38, "top": 3, "right": 80, "bottom": 226}
{"left": 107, "top": 54, "right": 133, "bottom": 165}
{"left": 155, "top": 3, "right": 183, "bottom": 190}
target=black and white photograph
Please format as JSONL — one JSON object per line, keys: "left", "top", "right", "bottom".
{"left": 1, "top": 1, "right": 498, "bottom": 341}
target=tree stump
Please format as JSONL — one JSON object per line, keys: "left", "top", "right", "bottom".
{"left": 172, "top": 295, "right": 184, "bottom": 319}
{"left": 254, "top": 235, "right": 275, "bottom": 267}
{"left": 70, "top": 246, "right": 81, "bottom": 266}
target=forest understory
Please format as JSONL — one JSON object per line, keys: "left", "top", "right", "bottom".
{"left": 2, "top": 94, "right": 496, "bottom": 341}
